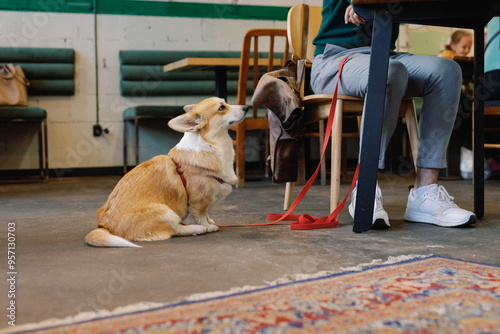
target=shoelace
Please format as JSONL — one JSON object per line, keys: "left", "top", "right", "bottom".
{"left": 434, "top": 185, "right": 457, "bottom": 207}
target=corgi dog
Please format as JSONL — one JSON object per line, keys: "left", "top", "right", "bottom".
{"left": 85, "top": 97, "right": 248, "bottom": 247}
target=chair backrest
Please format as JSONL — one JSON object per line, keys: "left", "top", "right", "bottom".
{"left": 119, "top": 50, "right": 242, "bottom": 97}
{"left": 237, "top": 28, "right": 289, "bottom": 118}
{"left": 287, "top": 5, "right": 323, "bottom": 64}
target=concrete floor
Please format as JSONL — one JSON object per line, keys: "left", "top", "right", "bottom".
{"left": 1, "top": 171, "right": 500, "bottom": 329}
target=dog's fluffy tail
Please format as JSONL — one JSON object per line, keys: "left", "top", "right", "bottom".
{"left": 85, "top": 228, "right": 141, "bottom": 248}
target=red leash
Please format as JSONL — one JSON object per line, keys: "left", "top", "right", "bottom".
{"left": 219, "top": 54, "right": 358, "bottom": 230}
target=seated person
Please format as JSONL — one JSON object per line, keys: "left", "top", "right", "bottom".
{"left": 311, "top": 0, "right": 476, "bottom": 229}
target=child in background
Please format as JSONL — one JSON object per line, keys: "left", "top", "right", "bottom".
{"left": 440, "top": 30, "right": 473, "bottom": 58}
{"left": 438, "top": 30, "right": 474, "bottom": 97}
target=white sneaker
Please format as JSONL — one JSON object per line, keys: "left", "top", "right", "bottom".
{"left": 404, "top": 184, "right": 477, "bottom": 227}
{"left": 349, "top": 183, "right": 390, "bottom": 229}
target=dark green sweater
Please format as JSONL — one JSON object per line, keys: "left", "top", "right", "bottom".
{"left": 313, "top": 0, "right": 399, "bottom": 55}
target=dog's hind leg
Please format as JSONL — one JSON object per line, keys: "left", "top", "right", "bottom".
{"left": 154, "top": 203, "right": 208, "bottom": 237}
{"left": 130, "top": 204, "right": 205, "bottom": 241}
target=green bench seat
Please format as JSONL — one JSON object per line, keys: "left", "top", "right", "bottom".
{"left": 0, "top": 47, "right": 75, "bottom": 180}
{"left": 120, "top": 50, "right": 246, "bottom": 172}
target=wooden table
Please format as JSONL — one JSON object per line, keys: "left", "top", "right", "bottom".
{"left": 350, "top": 0, "right": 500, "bottom": 232}
{"left": 163, "top": 57, "right": 283, "bottom": 100}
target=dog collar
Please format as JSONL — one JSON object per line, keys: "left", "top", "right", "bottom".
{"left": 174, "top": 162, "right": 187, "bottom": 189}
{"left": 212, "top": 176, "right": 224, "bottom": 184}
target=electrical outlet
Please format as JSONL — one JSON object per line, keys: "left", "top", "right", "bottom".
{"left": 93, "top": 124, "right": 103, "bottom": 137}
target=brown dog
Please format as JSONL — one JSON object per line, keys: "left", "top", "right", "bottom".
{"left": 85, "top": 98, "right": 248, "bottom": 247}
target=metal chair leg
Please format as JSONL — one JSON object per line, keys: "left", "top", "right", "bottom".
{"left": 123, "top": 120, "right": 128, "bottom": 174}
{"left": 39, "top": 119, "right": 49, "bottom": 181}
{"left": 135, "top": 118, "right": 140, "bottom": 166}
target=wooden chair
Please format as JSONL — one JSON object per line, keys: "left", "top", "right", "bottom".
{"left": 231, "top": 29, "right": 290, "bottom": 188}
{"left": 284, "top": 4, "right": 419, "bottom": 211}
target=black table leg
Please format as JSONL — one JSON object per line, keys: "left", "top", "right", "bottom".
{"left": 214, "top": 66, "right": 228, "bottom": 100}
{"left": 353, "top": 10, "right": 393, "bottom": 233}
{"left": 473, "top": 26, "right": 485, "bottom": 219}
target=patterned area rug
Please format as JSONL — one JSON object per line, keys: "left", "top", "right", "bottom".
{"left": 11, "top": 255, "right": 500, "bottom": 333}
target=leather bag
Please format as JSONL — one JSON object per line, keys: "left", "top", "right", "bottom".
{"left": 0, "top": 64, "right": 30, "bottom": 106}
{"left": 251, "top": 57, "right": 306, "bottom": 183}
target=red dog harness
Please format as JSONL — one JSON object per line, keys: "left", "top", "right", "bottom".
{"left": 175, "top": 162, "right": 187, "bottom": 189}
{"left": 174, "top": 162, "right": 225, "bottom": 190}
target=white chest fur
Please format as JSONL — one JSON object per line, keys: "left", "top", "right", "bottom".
{"left": 176, "top": 132, "right": 237, "bottom": 183}
{"left": 177, "top": 132, "right": 214, "bottom": 152}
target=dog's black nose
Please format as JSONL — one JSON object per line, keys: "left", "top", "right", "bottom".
{"left": 242, "top": 106, "right": 249, "bottom": 114}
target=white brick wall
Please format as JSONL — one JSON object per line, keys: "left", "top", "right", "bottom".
{"left": 0, "top": 6, "right": 294, "bottom": 172}
{"left": 6, "top": 0, "right": 458, "bottom": 173}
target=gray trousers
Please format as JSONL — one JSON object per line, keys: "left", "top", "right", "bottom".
{"left": 311, "top": 45, "right": 462, "bottom": 169}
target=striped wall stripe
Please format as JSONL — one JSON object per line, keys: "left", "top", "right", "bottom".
{"left": 0, "top": 1, "right": 289, "bottom": 20}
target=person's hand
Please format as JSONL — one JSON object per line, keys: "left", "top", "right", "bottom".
{"left": 344, "top": 5, "right": 366, "bottom": 26}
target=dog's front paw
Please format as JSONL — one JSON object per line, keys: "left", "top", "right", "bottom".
{"left": 207, "top": 224, "right": 219, "bottom": 233}
{"left": 178, "top": 224, "right": 207, "bottom": 236}
{"left": 191, "top": 225, "right": 208, "bottom": 235}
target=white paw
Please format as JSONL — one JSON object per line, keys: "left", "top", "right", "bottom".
{"left": 186, "top": 225, "right": 208, "bottom": 235}
{"left": 206, "top": 224, "right": 219, "bottom": 233}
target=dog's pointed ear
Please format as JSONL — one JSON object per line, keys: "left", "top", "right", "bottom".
{"left": 168, "top": 113, "right": 207, "bottom": 132}
{"left": 183, "top": 104, "right": 195, "bottom": 112}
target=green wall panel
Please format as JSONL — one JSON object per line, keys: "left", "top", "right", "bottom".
{"left": 0, "top": 0, "right": 28, "bottom": 10}
{"left": 98, "top": 1, "right": 287, "bottom": 20}
{"left": 0, "top": 0, "right": 289, "bottom": 20}
{"left": 0, "top": 0, "right": 93, "bottom": 13}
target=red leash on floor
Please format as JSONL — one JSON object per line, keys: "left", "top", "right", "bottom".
{"left": 219, "top": 54, "right": 359, "bottom": 230}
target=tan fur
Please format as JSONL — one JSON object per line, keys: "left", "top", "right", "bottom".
{"left": 85, "top": 98, "right": 247, "bottom": 247}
